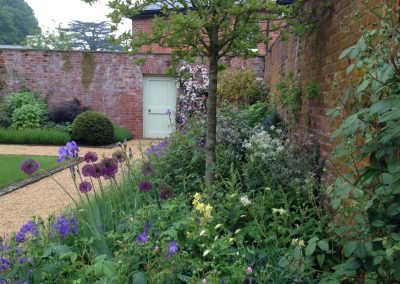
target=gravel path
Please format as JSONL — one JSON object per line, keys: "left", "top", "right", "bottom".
{"left": 0, "top": 140, "right": 157, "bottom": 237}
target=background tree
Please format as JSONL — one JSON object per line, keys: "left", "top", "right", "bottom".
{"left": 59, "top": 21, "right": 123, "bottom": 51}
{"left": 83, "top": 0, "right": 315, "bottom": 184}
{"left": 25, "top": 27, "right": 75, "bottom": 50}
{"left": 0, "top": 0, "right": 40, "bottom": 45}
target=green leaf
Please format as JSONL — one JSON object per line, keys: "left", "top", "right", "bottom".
{"left": 339, "top": 47, "right": 352, "bottom": 59}
{"left": 318, "top": 240, "right": 330, "bottom": 252}
{"left": 346, "top": 64, "right": 355, "bottom": 74}
{"left": 343, "top": 257, "right": 361, "bottom": 270}
{"left": 386, "top": 203, "right": 400, "bottom": 217}
{"left": 305, "top": 242, "right": 317, "bottom": 256}
{"left": 132, "top": 272, "right": 147, "bottom": 284}
{"left": 317, "top": 254, "right": 325, "bottom": 267}
{"left": 176, "top": 274, "right": 192, "bottom": 283}
{"left": 372, "top": 220, "right": 385, "bottom": 227}
{"left": 344, "top": 241, "right": 359, "bottom": 257}
{"left": 373, "top": 255, "right": 384, "bottom": 266}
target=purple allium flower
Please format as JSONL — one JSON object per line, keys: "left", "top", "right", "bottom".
{"left": 81, "top": 164, "right": 95, "bottom": 177}
{"left": 100, "top": 158, "right": 118, "bottom": 179}
{"left": 53, "top": 216, "right": 71, "bottom": 239}
{"left": 84, "top": 151, "right": 98, "bottom": 163}
{"left": 167, "top": 240, "right": 179, "bottom": 260}
{"left": 159, "top": 184, "right": 173, "bottom": 200}
{"left": 221, "top": 279, "right": 225, "bottom": 284}
{"left": 165, "top": 108, "right": 172, "bottom": 115}
{"left": 16, "top": 220, "right": 38, "bottom": 242}
{"left": 79, "top": 181, "right": 92, "bottom": 193}
{"left": 112, "top": 150, "right": 126, "bottom": 163}
{"left": 20, "top": 159, "right": 40, "bottom": 175}
{"left": 136, "top": 232, "right": 148, "bottom": 244}
{"left": 141, "top": 161, "right": 155, "bottom": 176}
{"left": 138, "top": 180, "right": 153, "bottom": 192}
{"left": 90, "top": 163, "right": 104, "bottom": 178}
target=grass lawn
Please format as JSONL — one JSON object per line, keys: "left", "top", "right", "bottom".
{"left": 0, "top": 154, "right": 60, "bottom": 189}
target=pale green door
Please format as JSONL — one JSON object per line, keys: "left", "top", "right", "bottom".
{"left": 143, "top": 76, "right": 176, "bottom": 138}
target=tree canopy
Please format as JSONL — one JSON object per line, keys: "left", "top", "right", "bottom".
{"left": 0, "top": 0, "right": 40, "bottom": 45}
{"left": 59, "top": 21, "right": 123, "bottom": 51}
{"left": 26, "top": 21, "right": 123, "bottom": 51}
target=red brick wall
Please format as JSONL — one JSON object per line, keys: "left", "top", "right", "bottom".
{"left": 265, "top": 0, "right": 383, "bottom": 164}
{"left": 0, "top": 49, "right": 264, "bottom": 139}
{"left": 132, "top": 17, "right": 267, "bottom": 56}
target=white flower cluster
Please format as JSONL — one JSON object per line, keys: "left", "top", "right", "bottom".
{"left": 175, "top": 63, "right": 209, "bottom": 127}
{"left": 243, "top": 127, "right": 285, "bottom": 163}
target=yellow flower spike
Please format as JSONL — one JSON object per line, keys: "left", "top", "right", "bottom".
{"left": 195, "top": 203, "right": 205, "bottom": 211}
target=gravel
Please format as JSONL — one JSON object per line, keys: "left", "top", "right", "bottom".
{"left": 0, "top": 140, "right": 157, "bottom": 236}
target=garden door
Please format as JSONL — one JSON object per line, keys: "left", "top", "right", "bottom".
{"left": 143, "top": 76, "right": 176, "bottom": 138}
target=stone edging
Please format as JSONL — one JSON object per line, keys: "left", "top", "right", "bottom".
{"left": 0, "top": 158, "right": 83, "bottom": 197}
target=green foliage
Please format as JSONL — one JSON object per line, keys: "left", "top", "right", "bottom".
{"left": 0, "top": 128, "right": 71, "bottom": 145}
{"left": 113, "top": 124, "right": 133, "bottom": 143}
{"left": 72, "top": 111, "right": 114, "bottom": 145}
{"left": 4, "top": 92, "right": 45, "bottom": 115}
{"left": 304, "top": 82, "right": 321, "bottom": 100}
{"left": 325, "top": 1, "right": 400, "bottom": 282}
{"left": 274, "top": 71, "right": 302, "bottom": 121}
{"left": 11, "top": 103, "right": 48, "bottom": 129}
{"left": 0, "top": 0, "right": 40, "bottom": 44}
{"left": 25, "top": 28, "right": 75, "bottom": 50}
{"left": 0, "top": 101, "right": 11, "bottom": 128}
{"left": 217, "top": 68, "right": 265, "bottom": 105}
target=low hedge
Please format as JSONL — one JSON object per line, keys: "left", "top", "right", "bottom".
{"left": 0, "top": 128, "right": 71, "bottom": 145}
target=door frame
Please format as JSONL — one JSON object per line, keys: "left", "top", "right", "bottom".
{"left": 142, "top": 75, "right": 177, "bottom": 138}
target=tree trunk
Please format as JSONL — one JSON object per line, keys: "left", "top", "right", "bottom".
{"left": 205, "top": 52, "right": 218, "bottom": 185}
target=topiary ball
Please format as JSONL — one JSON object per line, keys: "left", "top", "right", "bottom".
{"left": 71, "top": 111, "right": 114, "bottom": 146}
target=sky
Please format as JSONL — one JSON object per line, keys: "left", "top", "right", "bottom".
{"left": 24, "top": 0, "right": 131, "bottom": 34}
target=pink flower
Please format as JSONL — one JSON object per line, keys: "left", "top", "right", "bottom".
{"left": 201, "top": 279, "right": 207, "bottom": 284}
{"left": 247, "top": 266, "right": 253, "bottom": 274}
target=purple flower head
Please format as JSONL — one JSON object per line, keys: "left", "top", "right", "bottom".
{"left": 221, "top": 279, "right": 225, "bottom": 284}
{"left": 66, "top": 141, "right": 79, "bottom": 157}
{"left": 112, "top": 150, "right": 126, "bottom": 163}
{"left": 84, "top": 151, "right": 98, "bottom": 163}
{"left": 136, "top": 232, "right": 148, "bottom": 244}
{"left": 138, "top": 180, "right": 153, "bottom": 192}
{"left": 57, "top": 146, "right": 68, "bottom": 162}
{"left": 167, "top": 240, "right": 179, "bottom": 260}
{"left": 69, "top": 214, "right": 78, "bottom": 235}
{"left": 100, "top": 158, "right": 118, "bottom": 179}
{"left": 16, "top": 220, "right": 38, "bottom": 242}
{"left": 145, "top": 140, "right": 169, "bottom": 156}
{"left": 197, "top": 137, "right": 206, "bottom": 147}
{"left": 91, "top": 163, "right": 104, "bottom": 178}
{"left": 141, "top": 161, "right": 155, "bottom": 176}
{"left": 165, "top": 108, "right": 172, "bottom": 115}
{"left": 81, "top": 164, "right": 95, "bottom": 177}
{"left": 0, "top": 258, "right": 10, "bottom": 270}
{"left": 20, "top": 159, "right": 40, "bottom": 175}
{"left": 79, "top": 180, "right": 92, "bottom": 193}
{"left": 54, "top": 215, "right": 72, "bottom": 239}
{"left": 143, "top": 221, "right": 151, "bottom": 234}
{"left": 159, "top": 184, "right": 173, "bottom": 200}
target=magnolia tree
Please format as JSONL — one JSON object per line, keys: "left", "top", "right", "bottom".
{"left": 83, "top": 0, "right": 313, "bottom": 184}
